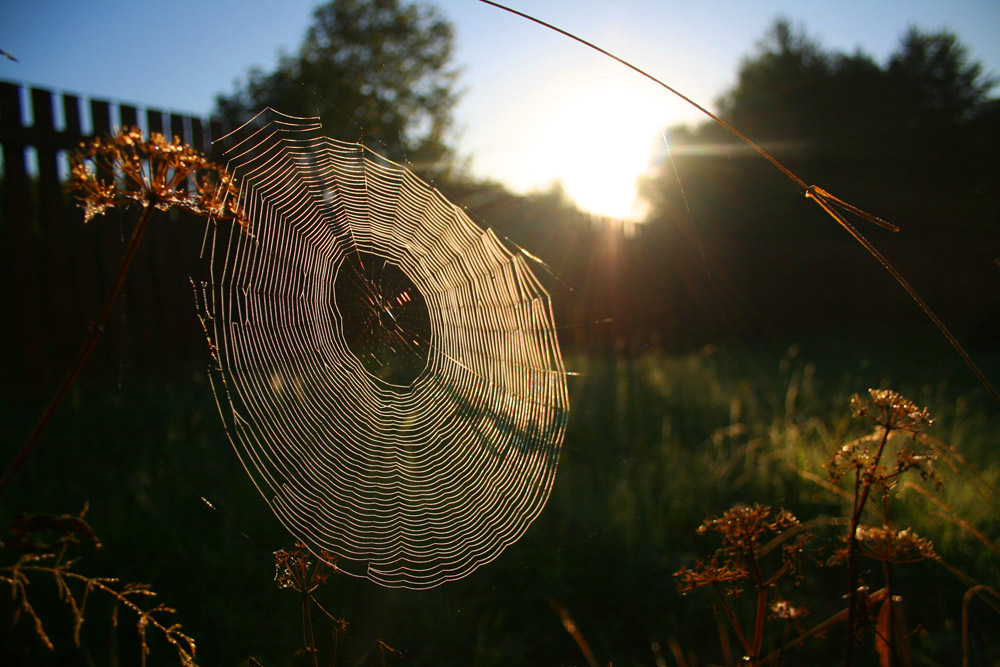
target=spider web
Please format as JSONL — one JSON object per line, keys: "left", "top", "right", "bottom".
{"left": 195, "top": 109, "right": 569, "bottom": 589}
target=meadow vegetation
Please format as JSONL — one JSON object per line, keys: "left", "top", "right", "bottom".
{"left": 2, "top": 342, "right": 998, "bottom": 664}
{"left": 2, "top": 2, "right": 999, "bottom": 665}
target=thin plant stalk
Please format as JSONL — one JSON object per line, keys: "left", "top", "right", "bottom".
{"left": 303, "top": 589, "right": 319, "bottom": 667}
{"left": 876, "top": 563, "right": 895, "bottom": 666}
{"left": 752, "top": 585, "right": 767, "bottom": 663}
{"left": 844, "top": 425, "right": 892, "bottom": 666}
{"left": 0, "top": 206, "right": 154, "bottom": 498}
{"left": 759, "top": 588, "right": 889, "bottom": 664}
{"left": 1, "top": 126, "right": 245, "bottom": 499}
{"left": 963, "top": 585, "right": 999, "bottom": 667}
{"left": 749, "top": 553, "right": 769, "bottom": 663}
{"left": 712, "top": 582, "right": 753, "bottom": 658}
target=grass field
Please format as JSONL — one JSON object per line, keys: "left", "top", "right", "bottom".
{"left": 2, "top": 339, "right": 999, "bottom": 665}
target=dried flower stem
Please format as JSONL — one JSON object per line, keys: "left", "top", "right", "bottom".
{"left": 752, "top": 584, "right": 768, "bottom": 662}
{"left": 712, "top": 582, "right": 752, "bottom": 658}
{"left": 0, "top": 207, "right": 153, "bottom": 498}
{"left": 303, "top": 585, "right": 319, "bottom": 667}
{"left": 844, "top": 425, "right": 891, "bottom": 666}
{"left": 548, "top": 598, "right": 599, "bottom": 667}
{"left": 963, "top": 585, "right": 999, "bottom": 667}
{"left": 2, "top": 545, "right": 197, "bottom": 667}
{"left": 760, "top": 588, "right": 889, "bottom": 664}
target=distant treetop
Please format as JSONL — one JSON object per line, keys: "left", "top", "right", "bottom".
{"left": 214, "top": 0, "right": 461, "bottom": 180}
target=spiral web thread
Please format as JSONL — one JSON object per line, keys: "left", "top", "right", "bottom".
{"left": 195, "top": 109, "right": 569, "bottom": 589}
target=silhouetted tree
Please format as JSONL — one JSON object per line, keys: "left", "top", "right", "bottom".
{"left": 214, "top": 0, "right": 461, "bottom": 178}
{"left": 642, "top": 19, "right": 997, "bottom": 236}
{"left": 632, "top": 20, "right": 999, "bottom": 345}
{"left": 717, "top": 19, "right": 834, "bottom": 143}
{"left": 888, "top": 28, "right": 995, "bottom": 131}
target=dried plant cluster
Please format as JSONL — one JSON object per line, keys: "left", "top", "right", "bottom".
{"left": 0, "top": 506, "right": 197, "bottom": 666}
{"left": 675, "top": 389, "right": 997, "bottom": 666}
{"left": 269, "top": 542, "right": 402, "bottom": 667}
{"left": 67, "top": 126, "right": 248, "bottom": 228}
{"left": 0, "top": 128, "right": 254, "bottom": 665}
{"left": 675, "top": 504, "right": 815, "bottom": 664}
{"left": 1, "top": 127, "right": 251, "bottom": 500}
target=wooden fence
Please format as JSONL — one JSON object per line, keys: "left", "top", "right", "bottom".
{"left": 0, "top": 80, "right": 227, "bottom": 397}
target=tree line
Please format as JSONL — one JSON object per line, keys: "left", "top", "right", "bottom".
{"left": 215, "top": 2, "right": 999, "bottom": 350}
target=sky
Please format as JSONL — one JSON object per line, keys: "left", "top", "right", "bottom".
{"left": 2, "top": 0, "right": 999, "bottom": 219}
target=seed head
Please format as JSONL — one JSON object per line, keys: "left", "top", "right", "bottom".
{"left": 851, "top": 389, "right": 933, "bottom": 434}
{"left": 698, "top": 503, "right": 800, "bottom": 552}
{"left": 675, "top": 555, "right": 748, "bottom": 596}
{"left": 855, "top": 525, "right": 936, "bottom": 564}
{"left": 67, "top": 127, "right": 249, "bottom": 229}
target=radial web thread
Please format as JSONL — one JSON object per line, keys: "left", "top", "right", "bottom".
{"left": 195, "top": 110, "right": 569, "bottom": 589}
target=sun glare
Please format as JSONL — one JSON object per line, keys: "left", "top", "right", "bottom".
{"left": 536, "top": 78, "right": 666, "bottom": 221}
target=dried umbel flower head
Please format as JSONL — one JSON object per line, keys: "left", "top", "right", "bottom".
{"left": 829, "top": 390, "right": 939, "bottom": 487}
{"left": 273, "top": 541, "right": 338, "bottom": 594}
{"left": 698, "top": 503, "right": 801, "bottom": 553}
{"left": 855, "top": 525, "right": 937, "bottom": 564}
{"left": 851, "top": 389, "right": 933, "bottom": 434}
{"left": 677, "top": 504, "right": 810, "bottom": 596}
{"left": 675, "top": 554, "right": 748, "bottom": 596}
{"left": 67, "top": 126, "right": 248, "bottom": 228}
{"left": 827, "top": 525, "right": 936, "bottom": 567}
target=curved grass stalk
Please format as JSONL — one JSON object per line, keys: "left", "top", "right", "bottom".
{"left": 477, "top": 0, "right": 1000, "bottom": 409}
{"left": 759, "top": 588, "right": 889, "bottom": 665}
{"left": 963, "top": 585, "right": 1000, "bottom": 667}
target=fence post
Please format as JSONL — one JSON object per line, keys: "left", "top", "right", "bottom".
{"left": 30, "top": 87, "right": 74, "bottom": 380}
{"left": 120, "top": 104, "right": 138, "bottom": 129}
{"left": 0, "top": 82, "right": 45, "bottom": 391}
{"left": 59, "top": 93, "right": 98, "bottom": 338}
{"left": 146, "top": 108, "right": 164, "bottom": 135}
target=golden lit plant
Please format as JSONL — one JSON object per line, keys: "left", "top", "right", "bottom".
{"left": 0, "top": 505, "right": 197, "bottom": 666}
{"left": 676, "top": 389, "right": 1000, "bottom": 666}
{"left": 827, "top": 389, "right": 938, "bottom": 665}
{"left": 0, "top": 128, "right": 248, "bottom": 498}
{"left": 675, "top": 504, "right": 814, "bottom": 665}
{"left": 268, "top": 542, "right": 402, "bottom": 667}
{"left": 675, "top": 389, "right": 1000, "bottom": 667}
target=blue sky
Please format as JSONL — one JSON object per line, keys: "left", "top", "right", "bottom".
{"left": 3, "top": 0, "right": 999, "bottom": 217}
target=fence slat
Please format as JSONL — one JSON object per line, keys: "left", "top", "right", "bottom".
{"left": 120, "top": 104, "right": 138, "bottom": 129}
{"left": 29, "top": 87, "right": 69, "bottom": 380}
{"left": 169, "top": 112, "right": 185, "bottom": 143}
{"left": 190, "top": 117, "right": 205, "bottom": 152}
{"left": 59, "top": 92, "right": 97, "bottom": 334}
{"left": 0, "top": 82, "right": 29, "bottom": 205}
{"left": 147, "top": 108, "right": 164, "bottom": 135}
{"left": 62, "top": 93, "right": 82, "bottom": 138}
{"left": 84, "top": 98, "right": 123, "bottom": 376}
{"left": 30, "top": 88, "right": 61, "bottom": 226}
{"left": 1, "top": 82, "right": 46, "bottom": 390}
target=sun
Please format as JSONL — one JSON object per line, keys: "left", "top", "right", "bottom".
{"left": 535, "top": 77, "right": 666, "bottom": 221}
